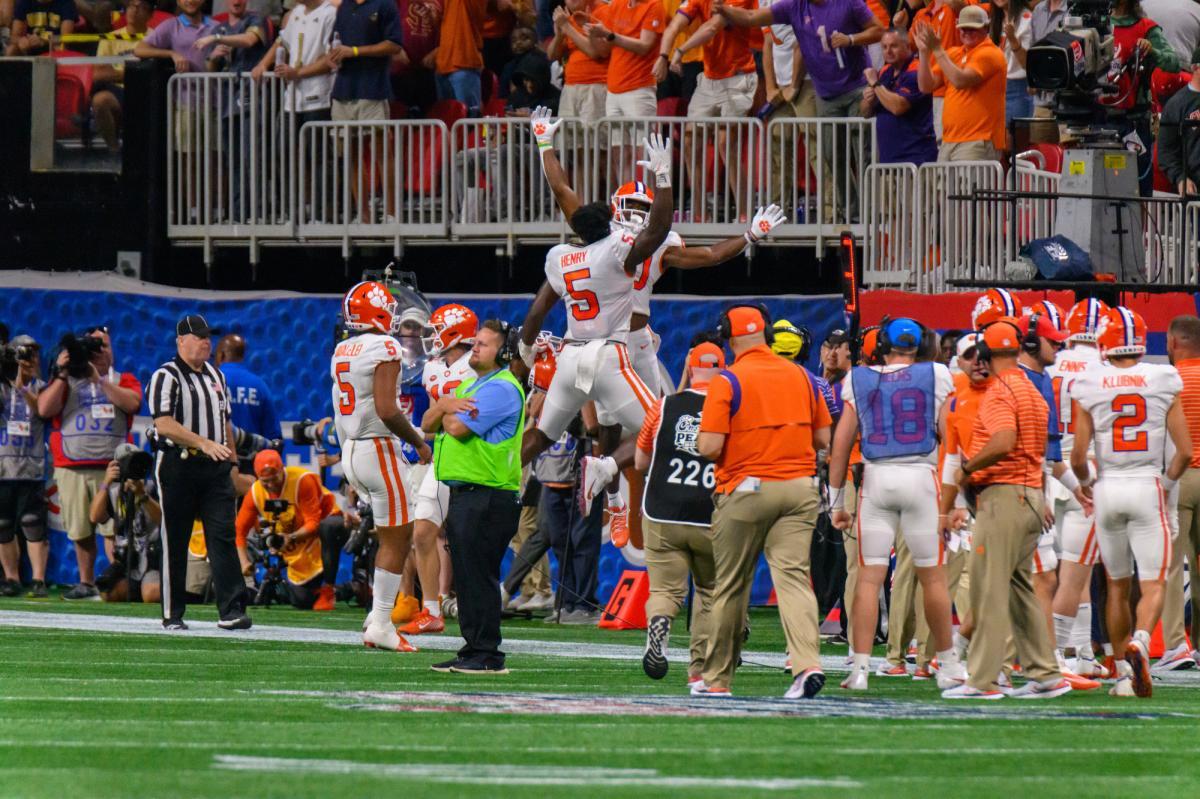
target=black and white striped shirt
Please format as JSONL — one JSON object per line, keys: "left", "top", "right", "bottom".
{"left": 149, "top": 357, "right": 231, "bottom": 447}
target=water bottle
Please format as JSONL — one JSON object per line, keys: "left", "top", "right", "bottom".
{"left": 330, "top": 32, "right": 341, "bottom": 72}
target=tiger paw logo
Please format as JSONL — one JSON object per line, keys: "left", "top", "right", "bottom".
{"left": 366, "top": 285, "right": 390, "bottom": 309}
{"left": 442, "top": 305, "right": 469, "bottom": 327}
{"left": 534, "top": 122, "right": 547, "bottom": 137}
{"left": 758, "top": 219, "right": 771, "bottom": 234}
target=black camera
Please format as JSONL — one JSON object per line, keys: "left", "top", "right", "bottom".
{"left": 258, "top": 498, "right": 290, "bottom": 551}
{"left": 117, "top": 448, "right": 153, "bottom": 483}
{"left": 232, "top": 425, "right": 283, "bottom": 458}
{"left": 58, "top": 333, "right": 105, "bottom": 379}
{"left": 0, "top": 339, "right": 37, "bottom": 384}
{"left": 292, "top": 418, "right": 338, "bottom": 453}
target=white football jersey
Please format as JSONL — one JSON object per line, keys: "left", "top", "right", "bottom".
{"left": 545, "top": 228, "right": 637, "bottom": 343}
{"left": 1047, "top": 343, "right": 1101, "bottom": 459}
{"left": 422, "top": 349, "right": 475, "bottom": 401}
{"left": 331, "top": 332, "right": 402, "bottom": 442}
{"left": 630, "top": 231, "right": 684, "bottom": 316}
{"left": 1070, "top": 361, "right": 1183, "bottom": 478}
{"left": 841, "top": 362, "right": 954, "bottom": 466}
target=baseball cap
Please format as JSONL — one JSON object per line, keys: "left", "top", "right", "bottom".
{"left": 177, "top": 314, "right": 212, "bottom": 339}
{"left": 884, "top": 318, "right": 923, "bottom": 350}
{"left": 688, "top": 342, "right": 726, "bottom": 371}
{"left": 982, "top": 317, "right": 1023, "bottom": 353}
{"left": 956, "top": 332, "right": 982, "bottom": 358}
{"left": 823, "top": 328, "right": 849, "bottom": 346}
{"left": 253, "top": 449, "right": 283, "bottom": 477}
{"left": 956, "top": 5, "right": 989, "bottom": 29}
{"left": 1022, "top": 313, "right": 1070, "bottom": 343}
{"left": 726, "top": 306, "right": 767, "bottom": 337}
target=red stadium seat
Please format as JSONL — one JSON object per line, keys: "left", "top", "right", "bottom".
{"left": 388, "top": 101, "right": 409, "bottom": 119}
{"left": 1034, "top": 143, "right": 1064, "bottom": 175}
{"left": 429, "top": 99, "right": 468, "bottom": 127}
{"left": 49, "top": 50, "right": 93, "bottom": 139}
{"left": 482, "top": 98, "right": 508, "bottom": 118}
{"left": 404, "top": 124, "right": 444, "bottom": 196}
{"left": 657, "top": 97, "right": 684, "bottom": 117}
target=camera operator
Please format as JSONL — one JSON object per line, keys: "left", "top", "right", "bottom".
{"left": 235, "top": 450, "right": 342, "bottom": 610}
{"left": 1159, "top": 63, "right": 1200, "bottom": 198}
{"left": 37, "top": 326, "right": 143, "bottom": 601}
{"left": 88, "top": 444, "right": 162, "bottom": 603}
{"left": 0, "top": 336, "right": 50, "bottom": 598}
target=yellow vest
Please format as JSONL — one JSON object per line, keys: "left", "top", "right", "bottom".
{"left": 251, "top": 466, "right": 327, "bottom": 585}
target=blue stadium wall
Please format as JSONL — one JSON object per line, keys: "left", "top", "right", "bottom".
{"left": 0, "top": 275, "right": 846, "bottom": 605}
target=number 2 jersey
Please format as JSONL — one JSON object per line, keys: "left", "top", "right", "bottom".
{"left": 1069, "top": 361, "right": 1182, "bottom": 479}
{"left": 331, "top": 332, "right": 402, "bottom": 442}
{"left": 841, "top": 362, "right": 954, "bottom": 465}
{"left": 545, "top": 228, "right": 637, "bottom": 343}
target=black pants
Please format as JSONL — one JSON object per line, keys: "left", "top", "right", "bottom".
{"left": 286, "top": 574, "right": 323, "bottom": 609}
{"left": 156, "top": 450, "right": 244, "bottom": 621}
{"left": 444, "top": 483, "right": 521, "bottom": 667}
{"left": 318, "top": 515, "right": 349, "bottom": 586}
{"left": 542, "top": 487, "right": 602, "bottom": 612}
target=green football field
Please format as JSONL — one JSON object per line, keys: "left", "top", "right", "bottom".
{"left": 2, "top": 597, "right": 1199, "bottom": 799}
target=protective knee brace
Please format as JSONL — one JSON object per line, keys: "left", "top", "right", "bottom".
{"left": 20, "top": 514, "right": 46, "bottom": 543}
{"left": 0, "top": 519, "right": 14, "bottom": 545}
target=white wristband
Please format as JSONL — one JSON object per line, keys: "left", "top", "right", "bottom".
{"left": 518, "top": 339, "right": 535, "bottom": 368}
{"left": 1161, "top": 475, "right": 1177, "bottom": 494}
{"left": 829, "top": 485, "right": 846, "bottom": 511}
{"left": 1057, "top": 469, "right": 1080, "bottom": 493}
{"left": 654, "top": 172, "right": 671, "bottom": 189}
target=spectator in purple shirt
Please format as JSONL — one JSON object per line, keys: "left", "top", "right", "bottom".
{"left": 861, "top": 28, "right": 936, "bottom": 165}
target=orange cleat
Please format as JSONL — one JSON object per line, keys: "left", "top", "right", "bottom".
{"left": 313, "top": 585, "right": 336, "bottom": 611}
{"left": 608, "top": 501, "right": 630, "bottom": 549}
{"left": 1061, "top": 669, "right": 1101, "bottom": 692}
{"left": 400, "top": 609, "right": 446, "bottom": 635}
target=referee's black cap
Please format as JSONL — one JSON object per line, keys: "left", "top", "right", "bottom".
{"left": 177, "top": 314, "right": 212, "bottom": 339}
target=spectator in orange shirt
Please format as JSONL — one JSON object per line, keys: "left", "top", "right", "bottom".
{"left": 432, "top": 0, "right": 487, "bottom": 115}
{"left": 585, "top": 0, "right": 666, "bottom": 182}
{"left": 657, "top": 0, "right": 705, "bottom": 105}
{"left": 696, "top": 306, "right": 833, "bottom": 698}
{"left": 916, "top": 4, "right": 1007, "bottom": 162}
{"left": 548, "top": 0, "right": 610, "bottom": 122}
{"left": 901, "top": 0, "right": 969, "bottom": 140}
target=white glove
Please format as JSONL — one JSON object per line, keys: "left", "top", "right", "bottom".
{"left": 636, "top": 132, "right": 673, "bottom": 188}
{"left": 530, "top": 106, "right": 561, "bottom": 153}
{"left": 745, "top": 204, "right": 786, "bottom": 244}
{"left": 519, "top": 339, "right": 536, "bottom": 368}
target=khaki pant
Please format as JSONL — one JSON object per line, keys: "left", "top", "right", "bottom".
{"left": 885, "top": 534, "right": 929, "bottom": 668}
{"left": 966, "top": 485, "right": 1059, "bottom": 690}
{"left": 768, "top": 80, "right": 822, "bottom": 218}
{"left": 512, "top": 505, "right": 551, "bottom": 597}
{"left": 842, "top": 481, "right": 859, "bottom": 645}
{"left": 922, "top": 544, "right": 970, "bottom": 665}
{"left": 54, "top": 466, "right": 114, "bottom": 541}
{"left": 1162, "top": 468, "right": 1200, "bottom": 648}
{"left": 644, "top": 519, "right": 717, "bottom": 675}
{"left": 938, "top": 139, "right": 1001, "bottom": 163}
{"left": 703, "top": 477, "right": 821, "bottom": 690}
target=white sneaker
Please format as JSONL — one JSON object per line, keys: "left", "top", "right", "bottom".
{"left": 941, "top": 684, "right": 1004, "bottom": 700}
{"left": 1074, "top": 653, "right": 1109, "bottom": 679}
{"left": 578, "top": 455, "right": 618, "bottom": 515}
{"left": 1007, "top": 678, "right": 1072, "bottom": 699}
{"left": 520, "top": 592, "right": 555, "bottom": 612}
{"left": 784, "top": 668, "right": 826, "bottom": 699}
{"left": 1109, "top": 676, "right": 1135, "bottom": 696}
{"left": 363, "top": 622, "right": 417, "bottom": 653}
{"left": 936, "top": 660, "right": 968, "bottom": 690}
{"left": 1152, "top": 643, "right": 1197, "bottom": 673}
{"left": 875, "top": 662, "right": 908, "bottom": 677}
{"left": 840, "top": 670, "right": 869, "bottom": 691}
{"left": 687, "top": 676, "right": 707, "bottom": 693}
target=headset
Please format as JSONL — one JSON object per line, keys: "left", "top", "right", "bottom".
{"left": 718, "top": 303, "right": 775, "bottom": 345}
{"left": 1021, "top": 312, "right": 1043, "bottom": 355}
{"left": 493, "top": 320, "right": 521, "bottom": 367}
{"left": 773, "top": 320, "right": 813, "bottom": 362}
{"left": 875, "top": 315, "right": 930, "bottom": 357}
{"left": 974, "top": 318, "right": 1025, "bottom": 362}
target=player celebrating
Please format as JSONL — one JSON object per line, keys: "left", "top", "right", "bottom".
{"left": 1046, "top": 298, "right": 1109, "bottom": 678}
{"left": 401, "top": 303, "right": 479, "bottom": 635}
{"left": 332, "top": 281, "right": 433, "bottom": 653}
{"left": 1070, "top": 307, "right": 1191, "bottom": 698}
{"left": 828, "top": 318, "right": 967, "bottom": 691}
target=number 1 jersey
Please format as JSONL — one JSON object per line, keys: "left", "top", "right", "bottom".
{"left": 545, "top": 228, "right": 637, "bottom": 343}
{"left": 1070, "top": 361, "right": 1182, "bottom": 478}
{"left": 331, "top": 332, "right": 402, "bottom": 442}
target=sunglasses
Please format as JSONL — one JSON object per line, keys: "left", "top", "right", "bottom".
{"left": 83, "top": 325, "right": 110, "bottom": 335}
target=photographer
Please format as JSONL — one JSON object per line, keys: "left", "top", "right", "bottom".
{"left": 37, "top": 326, "right": 143, "bottom": 601}
{"left": 235, "top": 450, "right": 341, "bottom": 610}
{"left": 88, "top": 444, "right": 162, "bottom": 603}
{"left": 0, "top": 336, "right": 50, "bottom": 598}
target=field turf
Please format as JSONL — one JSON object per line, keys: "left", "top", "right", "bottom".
{"left": 2, "top": 597, "right": 1199, "bottom": 798}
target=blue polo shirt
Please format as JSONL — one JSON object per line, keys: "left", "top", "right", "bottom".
{"left": 455, "top": 370, "right": 523, "bottom": 445}
{"left": 1019, "top": 362, "right": 1062, "bottom": 463}
{"left": 876, "top": 56, "right": 937, "bottom": 166}
{"left": 331, "top": 0, "right": 403, "bottom": 102}
{"left": 220, "top": 361, "right": 281, "bottom": 441}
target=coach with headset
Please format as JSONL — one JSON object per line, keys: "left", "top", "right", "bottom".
{"left": 422, "top": 319, "right": 526, "bottom": 675}
{"left": 696, "top": 305, "right": 834, "bottom": 699}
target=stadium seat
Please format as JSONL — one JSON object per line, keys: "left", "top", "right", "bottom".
{"left": 1034, "top": 143, "right": 1064, "bottom": 175}
{"left": 482, "top": 98, "right": 508, "bottom": 118}
{"left": 429, "top": 99, "right": 468, "bottom": 128}
{"left": 49, "top": 50, "right": 93, "bottom": 140}
{"left": 388, "top": 101, "right": 408, "bottom": 120}
{"left": 657, "top": 97, "right": 684, "bottom": 118}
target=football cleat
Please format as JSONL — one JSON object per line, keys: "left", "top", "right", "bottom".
{"left": 520, "top": 592, "right": 555, "bottom": 612}
{"left": 608, "top": 495, "right": 630, "bottom": 549}
{"left": 390, "top": 593, "right": 421, "bottom": 625}
{"left": 313, "top": 584, "right": 336, "bottom": 612}
{"left": 400, "top": 609, "right": 445, "bottom": 635}
{"left": 1125, "top": 639, "right": 1153, "bottom": 698}
{"left": 691, "top": 684, "right": 732, "bottom": 698}
{"left": 1152, "top": 643, "right": 1197, "bottom": 673}
{"left": 840, "top": 670, "right": 869, "bottom": 691}
{"left": 942, "top": 684, "right": 1004, "bottom": 700}
{"left": 1109, "top": 676, "right": 1136, "bottom": 697}
{"left": 935, "top": 660, "right": 968, "bottom": 690}
{"left": 643, "top": 615, "right": 670, "bottom": 680}
{"left": 876, "top": 662, "right": 908, "bottom": 677}
{"left": 1060, "top": 669, "right": 1101, "bottom": 692}
{"left": 363, "top": 622, "right": 418, "bottom": 653}
{"left": 1073, "top": 652, "right": 1110, "bottom": 679}
{"left": 785, "top": 668, "right": 826, "bottom": 699}
{"left": 1008, "top": 679, "right": 1073, "bottom": 700}
{"left": 578, "top": 455, "right": 619, "bottom": 516}
{"left": 913, "top": 666, "right": 934, "bottom": 681}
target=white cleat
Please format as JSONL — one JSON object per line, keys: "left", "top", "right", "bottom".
{"left": 578, "top": 455, "right": 618, "bottom": 515}
{"left": 942, "top": 684, "right": 1004, "bottom": 700}
{"left": 1074, "top": 653, "right": 1109, "bottom": 679}
{"left": 1007, "top": 678, "right": 1072, "bottom": 699}
{"left": 936, "top": 660, "right": 968, "bottom": 690}
{"left": 1109, "top": 676, "right": 1135, "bottom": 696}
{"left": 840, "top": 670, "right": 869, "bottom": 691}
{"left": 1152, "top": 643, "right": 1197, "bottom": 673}
{"left": 363, "top": 621, "right": 417, "bottom": 653}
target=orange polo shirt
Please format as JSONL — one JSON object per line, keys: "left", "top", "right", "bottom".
{"left": 594, "top": 0, "right": 666, "bottom": 94}
{"left": 700, "top": 345, "right": 833, "bottom": 493}
{"left": 1175, "top": 358, "right": 1200, "bottom": 468}
{"left": 944, "top": 373, "right": 992, "bottom": 464}
{"left": 563, "top": 8, "right": 610, "bottom": 85}
{"left": 677, "top": 0, "right": 756, "bottom": 80}
{"left": 436, "top": 0, "right": 486, "bottom": 74}
{"left": 966, "top": 366, "right": 1047, "bottom": 488}
{"left": 932, "top": 37, "right": 1007, "bottom": 149}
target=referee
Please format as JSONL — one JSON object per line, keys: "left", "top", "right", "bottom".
{"left": 149, "top": 314, "right": 250, "bottom": 631}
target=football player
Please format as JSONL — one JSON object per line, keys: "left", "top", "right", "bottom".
{"left": 331, "top": 281, "right": 433, "bottom": 653}
{"left": 400, "top": 303, "right": 479, "bottom": 635}
{"left": 1070, "top": 307, "right": 1191, "bottom": 698}
{"left": 828, "top": 318, "right": 967, "bottom": 691}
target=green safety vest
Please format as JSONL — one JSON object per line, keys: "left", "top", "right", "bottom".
{"left": 433, "top": 368, "right": 525, "bottom": 492}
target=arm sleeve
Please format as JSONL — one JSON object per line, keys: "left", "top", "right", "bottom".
{"left": 235, "top": 491, "right": 258, "bottom": 547}
{"left": 637, "top": 398, "right": 663, "bottom": 454}
{"left": 1147, "top": 25, "right": 1181, "bottom": 73}
{"left": 143, "top": 19, "right": 173, "bottom": 49}
{"left": 149, "top": 368, "right": 176, "bottom": 419}
{"left": 699, "top": 375, "right": 732, "bottom": 434}
{"left": 641, "top": 0, "right": 665, "bottom": 32}
{"left": 295, "top": 474, "right": 324, "bottom": 530}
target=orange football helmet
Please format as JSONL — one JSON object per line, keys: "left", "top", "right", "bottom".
{"left": 530, "top": 331, "right": 562, "bottom": 393}
{"left": 1027, "top": 300, "right": 1066, "bottom": 332}
{"left": 342, "top": 281, "right": 397, "bottom": 334}
{"left": 428, "top": 303, "right": 479, "bottom": 354}
{"left": 1097, "top": 306, "right": 1147, "bottom": 358}
{"left": 611, "top": 181, "right": 654, "bottom": 233}
{"left": 971, "top": 288, "right": 1022, "bottom": 330}
{"left": 1065, "top": 297, "right": 1110, "bottom": 343}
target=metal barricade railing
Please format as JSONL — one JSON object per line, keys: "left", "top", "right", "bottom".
{"left": 296, "top": 120, "right": 449, "bottom": 241}
{"left": 592, "top": 116, "right": 763, "bottom": 240}
{"left": 862, "top": 163, "right": 917, "bottom": 289}
{"left": 913, "top": 161, "right": 1005, "bottom": 293}
{"left": 1007, "top": 161, "right": 1060, "bottom": 264}
{"left": 1147, "top": 191, "right": 1186, "bottom": 285}
{"left": 449, "top": 118, "right": 591, "bottom": 240}
{"left": 764, "top": 117, "right": 876, "bottom": 245}
{"left": 166, "top": 73, "right": 294, "bottom": 238}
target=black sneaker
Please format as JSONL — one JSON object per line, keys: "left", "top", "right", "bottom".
{"left": 0, "top": 579, "right": 20, "bottom": 597}
{"left": 217, "top": 615, "right": 253, "bottom": 631}
{"left": 449, "top": 661, "right": 510, "bottom": 675}
{"left": 431, "top": 658, "right": 466, "bottom": 673}
{"left": 163, "top": 618, "right": 189, "bottom": 631}
{"left": 27, "top": 580, "right": 48, "bottom": 599}
{"left": 62, "top": 583, "right": 100, "bottom": 601}
{"left": 643, "top": 615, "right": 670, "bottom": 680}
